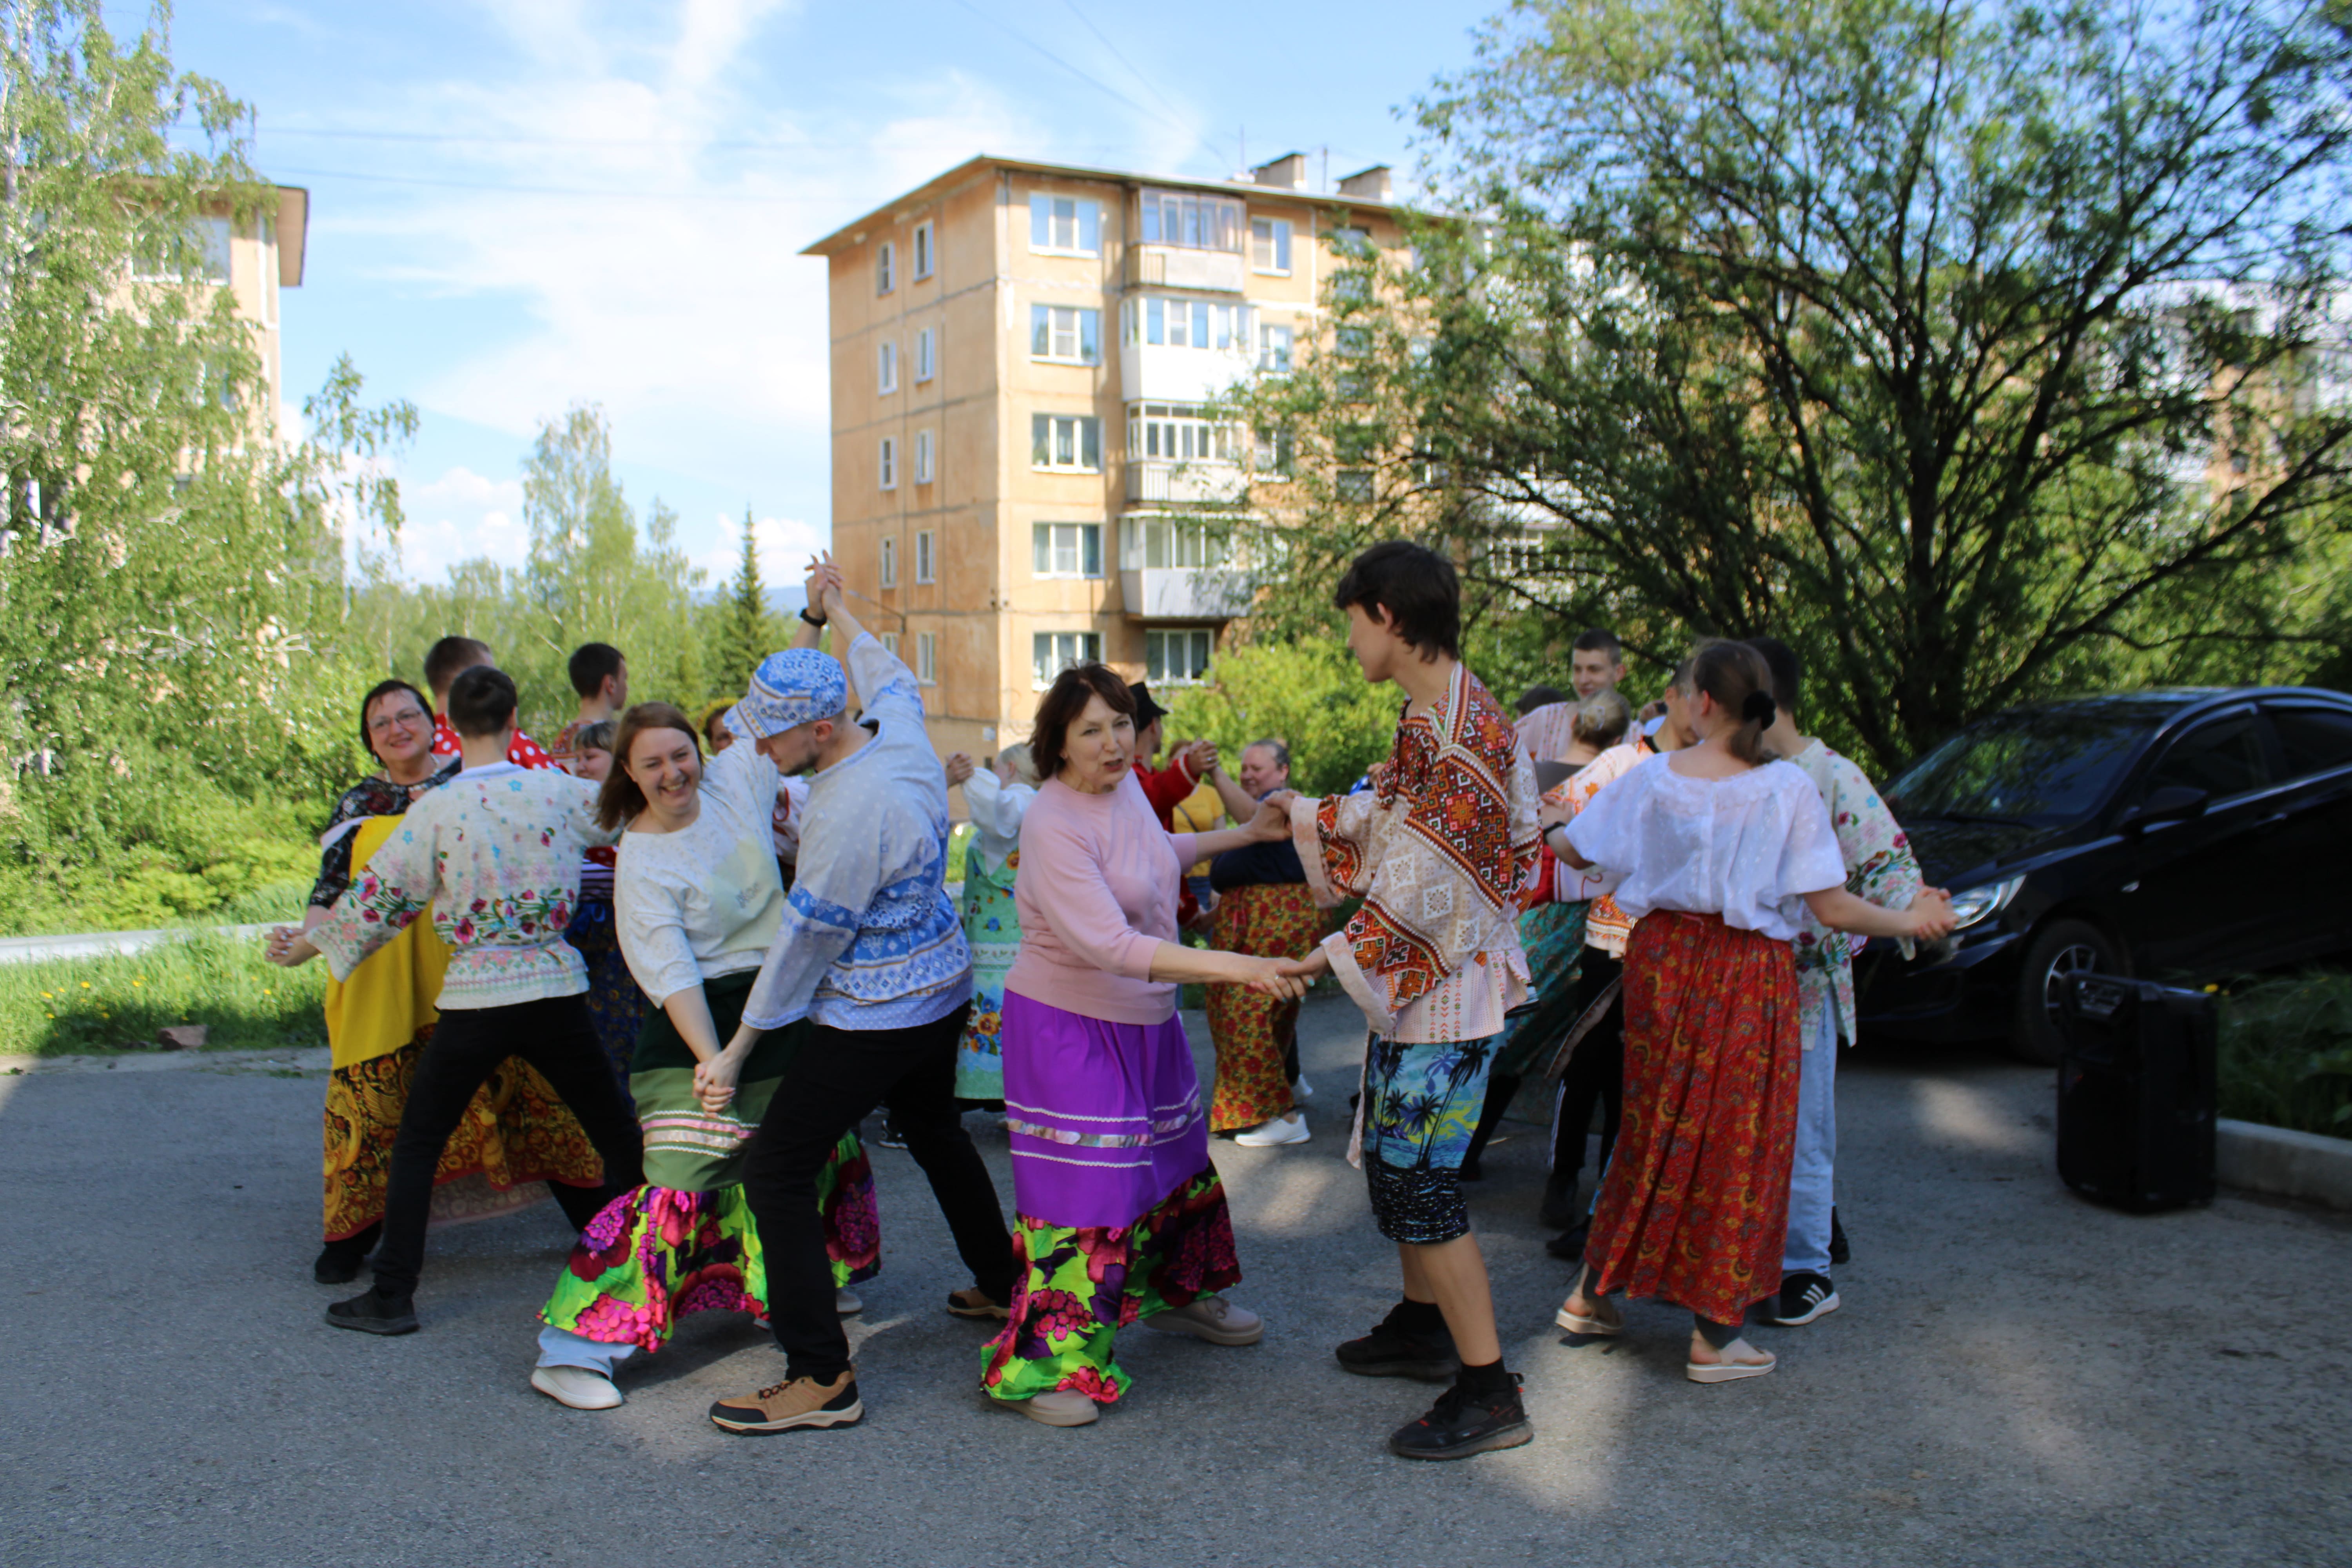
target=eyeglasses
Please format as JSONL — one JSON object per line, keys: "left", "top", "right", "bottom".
{"left": 367, "top": 708, "right": 428, "bottom": 735}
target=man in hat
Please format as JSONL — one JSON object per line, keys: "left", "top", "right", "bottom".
{"left": 696, "top": 557, "right": 1014, "bottom": 1436}
{"left": 1128, "top": 680, "right": 1213, "bottom": 831}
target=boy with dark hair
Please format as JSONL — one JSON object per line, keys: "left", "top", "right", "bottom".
{"left": 1278, "top": 539, "right": 1541, "bottom": 1460}
{"left": 1568, "top": 629, "right": 1626, "bottom": 699}
{"left": 270, "top": 664, "right": 646, "bottom": 1335}
{"left": 549, "top": 642, "right": 629, "bottom": 775}
{"left": 423, "top": 634, "right": 555, "bottom": 769}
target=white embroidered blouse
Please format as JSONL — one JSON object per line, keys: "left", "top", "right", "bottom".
{"left": 615, "top": 740, "right": 790, "bottom": 1008}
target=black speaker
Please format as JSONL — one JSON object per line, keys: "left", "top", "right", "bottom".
{"left": 2055, "top": 973, "right": 2216, "bottom": 1212}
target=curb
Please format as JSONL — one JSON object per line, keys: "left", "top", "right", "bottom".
{"left": 2218, "top": 1118, "right": 2352, "bottom": 1213}
{"left": 0, "top": 922, "right": 288, "bottom": 967}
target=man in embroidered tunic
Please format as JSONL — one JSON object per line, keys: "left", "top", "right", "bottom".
{"left": 698, "top": 558, "right": 1014, "bottom": 1436}
{"left": 272, "top": 664, "right": 645, "bottom": 1336}
{"left": 1276, "top": 541, "right": 1541, "bottom": 1462}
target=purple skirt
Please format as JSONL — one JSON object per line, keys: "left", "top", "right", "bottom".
{"left": 1000, "top": 989, "right": 1211, "bottom": 1229}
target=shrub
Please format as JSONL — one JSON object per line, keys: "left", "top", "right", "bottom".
{"left": 2216, "top": 971, "right": 2352, "bottom": 1138}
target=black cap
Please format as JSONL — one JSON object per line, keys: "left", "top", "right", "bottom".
{"left": 1127, "top": 681, "right": 1169, "bottom": 728}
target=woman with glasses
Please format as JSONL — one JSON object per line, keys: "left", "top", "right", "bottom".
{"left": 280, "top": 679, "right": 604, "bottom": 1286}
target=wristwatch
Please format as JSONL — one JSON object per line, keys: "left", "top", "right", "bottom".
{"left": 799, "top": 606, "right": 827, "bottom": 627}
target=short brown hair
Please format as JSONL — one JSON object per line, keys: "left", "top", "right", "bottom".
{"left": 1028, "top": 663, "right": 1134, "bottom": 781}
{"left": 597, "top": 702, "right": 701, "bottom": 830}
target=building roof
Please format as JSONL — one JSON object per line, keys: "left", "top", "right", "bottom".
{"left": 799, "top": 152, "right": 1403, "bottom": 257}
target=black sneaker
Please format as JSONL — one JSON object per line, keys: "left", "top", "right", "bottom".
{"left": 1828, "top": 1207, "right": 1850, "bottom": 1267}
{"left": 877, "top": 1118, "right": 910, "bottom": 1151}
{"left": 1388, "top": 1374, "right": 1532, "bottom": 1460}
{"left": 1762, "top": 1271, "right": 1840, "bottom": 1326}
{"left": 325, "top": 1286, "right": 417, "bottom": 1335}
{"left": 1335, "top": 1306, "right": 1460, "bottom": 1381}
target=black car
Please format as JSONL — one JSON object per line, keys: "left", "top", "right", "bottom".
{"left": 1855, "top": 686, "right": 2352, "bottom": 1063}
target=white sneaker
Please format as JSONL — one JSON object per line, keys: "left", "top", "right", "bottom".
{"left": 835, "top": 1287, "right": 863, "bottom": 1316}
{"left": 1235, "top": 1112, "right": 1310, "bottom": 1147}
{"left": 1142, "top": 1294, "right": 1265, "bottom": 1346}
{"left": 1292, "top": 1075, "right": 1315, "bottom": 1104}
{"left": 530, "top": 1365, "right": 623, "bottom": 1410}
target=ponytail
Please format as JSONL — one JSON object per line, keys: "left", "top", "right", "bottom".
{"left": 1687, "top": 638, "right": 1778, "bottom": 765}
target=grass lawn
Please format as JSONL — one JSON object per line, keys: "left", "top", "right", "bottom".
{"left": 0, "top": 931, "right": 328, "bottom": 1058}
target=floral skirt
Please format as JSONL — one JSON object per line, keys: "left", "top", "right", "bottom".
{"left": 539, "top": 1131, "right": 881, "bottom": 1354}
{"left": 980, "top": 1166, "right": 1241, "bottom": 1405}
{"left": 1584, "top": 911, "right": 1802, "bottom": 1324}
{"left": 956, "top": 851, "right": 1020, "bottom": 1102}
{"left": 321, "top": 1028, "right": 605, "bottom": 1243}
{"left": 567, "top": 895, "right": 649, "bottom": 1104}
{"left": 1205, "top": 882, "right": 1324, "bottom": 1131}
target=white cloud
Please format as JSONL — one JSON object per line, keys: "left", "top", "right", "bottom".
{"left": 389, "top": 465, "right": 530, "bottom": 579}
{"left": 691, "top": 511, "right": 829, "bottom": 588}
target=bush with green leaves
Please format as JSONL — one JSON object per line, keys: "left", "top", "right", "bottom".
{"left": 2217, "top": 972, "right": 2352, "bottom": 1138}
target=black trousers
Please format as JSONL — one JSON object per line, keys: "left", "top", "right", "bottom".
{"left": 371, "top": 994, "right": 644, "bottom": 1299}
{"left": 1550, "top": 951, "right": 1627, "bottom": 1191}
{"left": 741, "top": 1002, "right": 1013, "bottom": 1381}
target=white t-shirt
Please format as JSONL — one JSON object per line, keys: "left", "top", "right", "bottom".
{"left": 615, "top": 740, "right": 789, "bottom": 1007}
{"left": 1563, "top": 753, "right": 1846, "bottom": 942}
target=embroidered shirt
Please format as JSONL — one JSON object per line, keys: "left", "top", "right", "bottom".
{"left": 309, "top": 762, "right": 620, "bottom": 1009}
{"left": 432, "top": 715, "right": 555, "bottom": 771}
{"left": 961, "top": 766, "right": 1036, "bottom": 880}
{"left": 1562, "top": 738, "right": 1651, "bottom": 954}
{"left": 307, "top": 757, "right": 461, "bottom": 911}
{"left": 740, "top": 633, "right": 972, "bottom": 1032}
{"left": 1785, "top": 739, "right": 1924, "bottom": 1046}
{"left": 1290, "top": 662, "right": 1540, "bottom": 1040}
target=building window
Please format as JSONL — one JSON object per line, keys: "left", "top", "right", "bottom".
{"left": 878, "top": 436, "right": 897, "bottom": 490}
{"left": 916, "top": 631, "right": 937, "bottom": 684}
{"left": 882, "top": 631, "right": 900, "bottom": 658}
{"left": 1250, "top": 217, "right": 1292, "bottom": 274}
{"left": 879, "top": 535, "right": 898, "bottom": 587}
{"left": 1335, "top": 469, "right": 1374, "bottom": 503}
{"left": 1254, "top": 425, "right": 1294, "bottom": 477}
{"left": 1258, "top": 323, "right": 1293, "bottom": 372}
{"left": 1031, "top": 305, "right": 1100, "bottom": 364}
{"left": 1029, "top": 194, "right": 1101, "bottom": 255}
{"left": 915, "top": 326, "right": 936, "bottom": 382}
{"left": 1031, "top": 414, "right": 1102, "bottom": 471}
{"left": 877, "top": 240, "right": 896, "bottom": 294}
{"left": 1122, "top": 516, "right": 1231, "bottom": 570}
{"left": 877, "top": 340, "right": 898, "bottom": 394}
{"left": 1127, "top": 403, "right": 1238, "bottom": 464}
{"left": 1145, "top": 628, "right": 1214, "bottom": 685}
{"left": 1033, "top": 630, "right": 1103, "bottom": 686}
{"left": 912, "top": 221, "right": 935, "bottom": 280}
{"left": 913, "top": 429, "right": 935, "bottom": 485}
{"left": 915, "top": 528, "right": 936, "bottom": 583}
{"left": 1124, "top": 298, "right": 1251, "bottom": 350}
{"left": 1332, "top": 225, "right": 1374, "bottom": 258}
{"left": 1032, "top": 522, "right": 1103, "bottom": 578}
{"left": 1138, "top": 190, "right": 1243, "bottom": 252}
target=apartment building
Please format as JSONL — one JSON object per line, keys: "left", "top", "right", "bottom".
{"left": 125, "top": 186, "right": 309, "bottom": 435}
{"left": 801, "top": 152, "right": 1405, "bottom": 762}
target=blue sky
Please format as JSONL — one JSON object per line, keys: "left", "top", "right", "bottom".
{"left": 162, "top": 0, "right": 1499, "bottom": 590}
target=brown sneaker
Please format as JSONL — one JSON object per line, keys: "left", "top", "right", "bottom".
{"left": 1142, "top": 1294, "right": 1263, "bottom": 1346}
{"left": 946, "top": 1287, "right": 1010, "bottom": 1321}
{"left": 707, "top": 1370, "right": 862, "bottom": 1434}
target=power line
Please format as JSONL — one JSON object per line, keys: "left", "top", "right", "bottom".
{"left": 1056, "top": 0, "right": 1190, "bottom": 136}
{"left": 940, "top": 0, "right": 1193, "bottom": 142}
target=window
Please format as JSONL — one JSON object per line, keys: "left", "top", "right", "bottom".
{"left": 1145, "top": 628, "right": 1214, "bottom": 685}
{"left": 1335, "top": 469, "right": 1374, "bottom": 503}
{"left": 1336, "top": 423, "right": 1380, "bottom": 464}
{"left": 1029, "top": 194, "right": 1101, "bottom": 255}
{"left": 1125, "top": 298, "right": 1251, "bottom": 350}
{"left": 882, "top": 631, "right": 900, "bottom": 658}
{"left": 1032, "top": 522, "right": 1103, "bottom": 578}
{"left": 1123, "top": 517, "right": 1230, "bottom": 570}
{"left": 1031, "top": 414, "right": 1102, "bottom": 471}
{"left": 1031, "top": 305, "right": 1100, "bottom": 363}
{"left": 1250, "top": 217, "right": 1292, "bottom": 273}
{"left": 1138, "top": 190, "right": 1243, "bottom": 252}
{"left": 915, "top": 528, "right": 936, "bottom": 583}
{"left": 1127, "top": 403, "right": 1238, "bottom": 464}
{"left": 1258, "top": 323, "right": 1293, "bottom": 372}
{"left": 1254, "top": 426, "right": 1294, "bottom": 476}
{"left": 878, "top": 436, "right": 897, "bottom": 490}
{"left": 877, "top": 340, "right": 898, "bottom": 394}
{"left": 2141, "top": 715, "right": 2269, "bottom": 802}
{"left": 915, "top": 326, "right": 936, "bottom": 382}
{"left": 879, "top": 535, "right": 898, "bottom": 588}
{"left": 1033, "top": 630, "right": 1102, "bottom": 686}
{"left": 1332, "top": 225, "right": 1374, "bottom": 258}
{"left": 916, "top": 631, "right": 936, "bottom": 684}
{"left": 912, "top": 221, "right": 934, "bottom": 280}
{"left": 2272, "top": 706, "right": 2352, "bottom": 777}
{"left": 913, "top": 429, "right": 934, "bottom": 485}
{"left": 877, "top": 241, "right": 896, "bottom": 294}
{"left": 1336, "top": 325, "right": 1373, "bottom": 358}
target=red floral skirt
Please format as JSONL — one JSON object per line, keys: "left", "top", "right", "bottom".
{"left": 1583, "top": 910, "right": 1802, "bottom": 1324}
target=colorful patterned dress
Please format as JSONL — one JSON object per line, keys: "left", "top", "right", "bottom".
{"left": 1204, "top": 878, "right": 1325, "bottom": 1130}
{"left": 954, "top": 766, "right": 1033, "bottom": 1102}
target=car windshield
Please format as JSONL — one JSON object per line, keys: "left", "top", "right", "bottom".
{"left": 1883, "top": 706, "right": 2165, "bottom": 826}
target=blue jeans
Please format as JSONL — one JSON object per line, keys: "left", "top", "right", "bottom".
{"left": 1781, "top": 1007, "right": 1840, "bottom": 1276}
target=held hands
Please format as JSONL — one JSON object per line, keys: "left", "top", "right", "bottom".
{"left": 1245, "top": 797, "right": 1290, "bottom": 842}
{"left": 1276, "top": 948, "right": 1332, "bottom": 982}
{"left": 693, "top": 1046, "right": 747, "bottom": 1113}
{"left": 1185, "top": 739, "right": 1219, "bottom": 776}
{"left": 804, "top": 551, "right": 846, "bottom": 618}
{"left": 263, "top": 926, "right": 318, "bottom": 968}
{"left": 1235, "top": 955, "right": 1308, "bottom": 1000}
{"left": 1902, "top": 887, "right": 1958, "bottom": 942}
{"left": 944, "top": 751, "right": 976, "bottom": 787}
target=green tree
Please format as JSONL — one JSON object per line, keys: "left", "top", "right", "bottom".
{"left": 1163, "top": 641, "right": 1405, "bottom": 796}
{"left": 712, "top": 506, "right": 775, "bottom": 696}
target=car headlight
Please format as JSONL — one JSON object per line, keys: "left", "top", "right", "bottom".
{"left": 1945, "top": 874, "right": 2025, "bottom": 933}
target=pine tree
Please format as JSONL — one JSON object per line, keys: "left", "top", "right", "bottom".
{"left": 715, "top": 508, "right": 773, "bottom": 694}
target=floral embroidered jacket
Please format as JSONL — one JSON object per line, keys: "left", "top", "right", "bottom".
{"left": 1786, "top": 739, "right": 1923, "bottom": 1046}
{"left": 1290, "top": 662, "right": 1540, "bottom": 1038}
{"left": 309, "top": 762, "right": 621, "bottom": 1009}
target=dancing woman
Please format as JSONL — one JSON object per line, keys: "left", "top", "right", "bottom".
{"left": 946, "top": 744, "right": 1040, "bottom": 1105}
{"left": 529, "top": 690, "right": 884, "bottom": 1410}
{"left": 1545, "top": 640, "right": 1953, "bottom": 1381}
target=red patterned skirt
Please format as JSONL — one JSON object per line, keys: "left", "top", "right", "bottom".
{"left": 1583, "top": 910, "right": 1802, "bottom": 1324}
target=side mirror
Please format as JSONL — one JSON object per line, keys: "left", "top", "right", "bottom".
{"left": 2117, "top": 784, "right": 2209, "bottom": 834}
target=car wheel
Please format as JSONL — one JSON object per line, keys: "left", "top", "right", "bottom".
{"left": 2009, "top": 918, "right": 2127, "bottom": 1066}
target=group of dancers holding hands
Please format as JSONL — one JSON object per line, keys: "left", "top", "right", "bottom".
{"left": 268, "top": 540, "right": 1954, "bottom": 1461}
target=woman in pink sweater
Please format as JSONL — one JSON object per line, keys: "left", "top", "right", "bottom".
{"left": 979, "top": 664, "right": 1303, "bottom": 1427}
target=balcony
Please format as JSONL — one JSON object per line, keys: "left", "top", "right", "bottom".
{"left": 1125, "top": 459, "right": 1246, "bottom": 506}
{"left": 1125, "top": 245, "right": 1245, "bottom": 293}
{"left": 1119, "top": 514, "right": 1254, "bottom": 620}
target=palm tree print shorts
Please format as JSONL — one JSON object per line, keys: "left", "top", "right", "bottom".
{"left": 1360, "top": 1032, "right": 1499, "bottom": 1244}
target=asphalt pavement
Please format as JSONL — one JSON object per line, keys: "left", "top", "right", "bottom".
{"left": 2, "top": 994, "right": 2346, "bottom": 1567}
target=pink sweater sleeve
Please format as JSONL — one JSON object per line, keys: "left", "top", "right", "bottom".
{"left": 1022, "top": 809, "right": 1164, "bottom": 980}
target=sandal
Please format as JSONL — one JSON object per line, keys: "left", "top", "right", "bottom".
{"left": 1685, "top": 1342, "right": 1776, "bottom": 1384}
{"left": 1554, "top": 1296, "right": 1623, "bottom": 1337}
